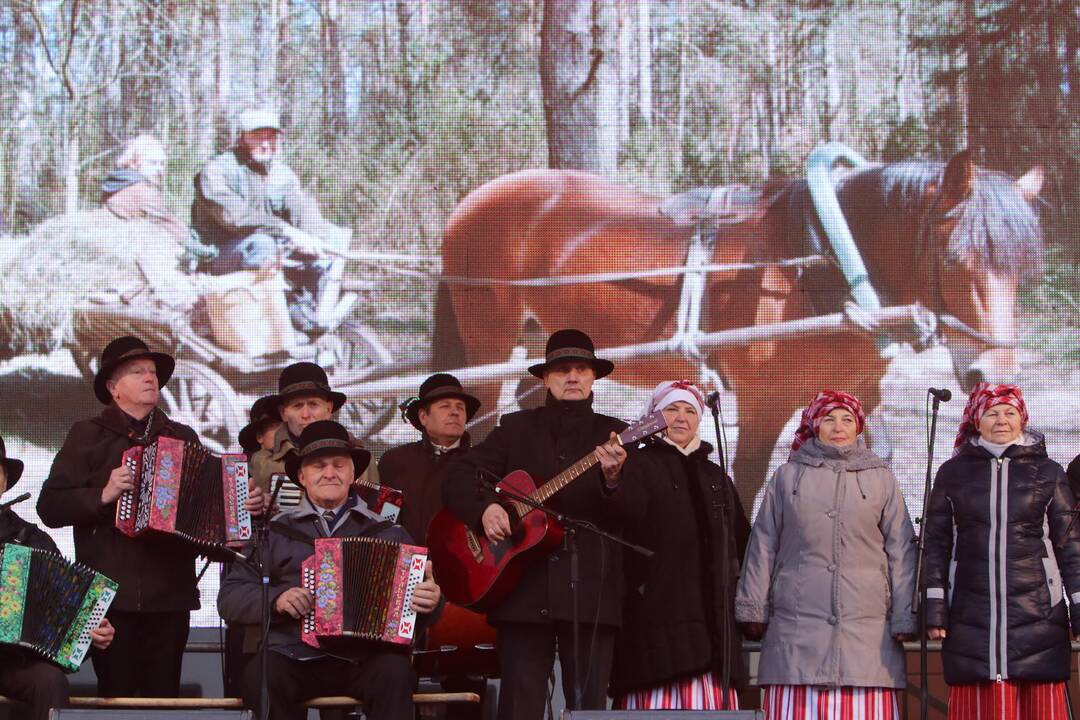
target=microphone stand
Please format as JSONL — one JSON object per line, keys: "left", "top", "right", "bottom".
{"left": 706, "top": 398, "right": 734, "bottom": 708}
{"left": 477, "top": 475, "right": 652, "bottom": 711}
{"left": 912, "top": 392, "right": 943, "bottom": 720}
{"left": 255, "top": 476, "right": 286, "bottom": 720}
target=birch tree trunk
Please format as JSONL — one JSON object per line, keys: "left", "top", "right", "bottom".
{"left": 637, "top": 0, "right": 652, "bottom": 129}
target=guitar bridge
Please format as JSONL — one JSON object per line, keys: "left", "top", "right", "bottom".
{"left": 465, "top": 529, "right": 484, "bottom": 563}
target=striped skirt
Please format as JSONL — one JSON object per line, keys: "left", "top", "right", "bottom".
{"left": 613, "top": 670, "right": 740, "bottom": 710}
{"left": 760, "top": 685, "right": 901, "bottom": 720}
{"left": 947, "top": 680, "right": 1067, "bottom": 720}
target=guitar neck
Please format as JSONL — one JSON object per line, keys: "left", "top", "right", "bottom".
{"left": 533, "top": 455, "right": 600, "bottom": 504}
{"left": 503, "top": 411, "right": 667, "bottom": 518}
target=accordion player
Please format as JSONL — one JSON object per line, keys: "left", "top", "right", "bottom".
{"left": 0, "top": 543, "right": 118, "bottom": 672}
{"left": 115, "top": 436, "right": 252, "bottom": 549}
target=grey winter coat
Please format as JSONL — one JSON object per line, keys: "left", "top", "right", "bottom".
{"left": 734, "top": 438, "right": 917, "bottom": 688}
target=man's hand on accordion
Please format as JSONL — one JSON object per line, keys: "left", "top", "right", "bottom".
{"left": 245, "top": 481, "right": 270, "bottom": 517}
{"left": 101, "top": 464, "right": 135, "bottom": 505}
{"left": 90, "top": 618, "right": 115, "bottom": 650}
{"left": 275, "top": 587, "right": 314, "bottom": 619}
{"left": 410, "top": 560, "right": 442, "bottom": 614}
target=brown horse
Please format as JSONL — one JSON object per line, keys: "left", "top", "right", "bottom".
{"left": 433, "top": 151, "right": 1045, "bottom": 508}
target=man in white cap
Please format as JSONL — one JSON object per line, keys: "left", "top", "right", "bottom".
{"left": 191, "top": 108, "right": 353, "bottom": 332}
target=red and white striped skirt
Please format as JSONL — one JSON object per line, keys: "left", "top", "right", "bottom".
{"left": 947, "top": 680, "right": 1067, "bottom": 720}
{"left": 760, "top": 685, "right": 901, "bottom": 720}
{"left": 613, "top": 670, "right": 740, "bottom": 710}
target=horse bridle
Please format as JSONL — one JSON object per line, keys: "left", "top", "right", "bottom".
{"left": 915, "top": 186, "right": 1011, "bottom": 349}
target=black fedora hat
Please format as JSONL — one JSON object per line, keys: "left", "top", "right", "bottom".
{"left": 284, "top": 420, "right": 371, "bottom": 485}
{"left": 527, "top": 329, "right": 614, "bottom": 379}
{"left": 400, "top": 373, "right": 481, "bottom": 431}
{"left": 0, "top": 436, "right": 24, "bottom": 490}
{"left": 237, "top": 395, "right": 282, "bottom": 455}
{"left": 271, "top": 362, "right": 347, "bottom": 411}
{"left": 93, "top": 335, "right": 176, "bottom": 405}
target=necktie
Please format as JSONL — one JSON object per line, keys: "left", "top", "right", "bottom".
{"left": 322, "top": 509, "right": 336, "bottom": 532}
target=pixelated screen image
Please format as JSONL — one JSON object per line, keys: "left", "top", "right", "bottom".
{"left": 1, "top": 1, "right": 1077, "bottom": 627}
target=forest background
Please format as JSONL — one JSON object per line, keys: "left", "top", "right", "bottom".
{"left": 1, "top": 0, "right": 1078, "bottom": 358}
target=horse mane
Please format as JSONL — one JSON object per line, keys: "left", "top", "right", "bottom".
{"left": 850, "top": 160, "right": 1044, "bottom": 278}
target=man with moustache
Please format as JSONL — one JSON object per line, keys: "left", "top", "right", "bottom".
{"left": 442, "top": 329, "right": 632, "bottom": 720}
{"left": 37, "top": 335, "right": 266, "bottom": 697}
{"left": 378, "top": 373, "right": 480, "bottom": 543}
{"left": 191, "top": 108, "right": 353, "bottom": 332}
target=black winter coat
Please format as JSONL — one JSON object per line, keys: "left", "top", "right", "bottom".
{"left": 378, "top": 433, "right": 472, "bottom": 545}
{"left": 37, "top": 404, "right": 203, "bottom": 613}
{"left": 610, "top": 439, "right": 751, "bottom": 695}
{"left": 442, "top": 393, "right": 630, "bottom": 627}
{"left": 924, "top": 434, "right": 1080, "bottom": 684}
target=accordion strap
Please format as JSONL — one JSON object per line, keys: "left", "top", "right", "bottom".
{"left": 268, "top": 519, "right": 398, "bottom": 546}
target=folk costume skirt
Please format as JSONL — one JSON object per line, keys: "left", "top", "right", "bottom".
{"left": 761, "top": 685, "right": 901, "bottom": 720}
{"left": 613, "top": 670, "right": 740, "bottom": 710}
{"left": 947, "top": 680, "right": 1067, "bottom": 720}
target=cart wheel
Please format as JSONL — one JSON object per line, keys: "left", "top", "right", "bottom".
{"left": 317, "top": 320, "right": 395, "bottom": 439}
{"left": 160, "top": 360, "right": 245, "bottom": 454}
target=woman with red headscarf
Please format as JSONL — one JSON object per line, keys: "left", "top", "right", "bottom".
{"left": 735, "top": 390, "right": 917, "bottom": 720}
{"left": 924, "top": 383, "right": 1080, "bottom": 719}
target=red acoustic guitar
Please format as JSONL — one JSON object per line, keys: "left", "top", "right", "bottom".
{"left": 427, "top": 411, "right": 668, "bottom": 610}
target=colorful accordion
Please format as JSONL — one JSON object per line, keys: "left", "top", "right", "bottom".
{"left": 115, "top": 436, "right": 252, "bottom": 549}
{"left": 301, "top": 537, "right": 427, "bottom": 648}
{"left": 0, "top": 544, "right": 117, "bottom": 672}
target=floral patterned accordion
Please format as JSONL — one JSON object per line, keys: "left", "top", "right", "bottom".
{"left": 301, "top": 537, "right": 427, "bottom": 648}
{"left": 114, "top": 436, "right": 252, "bottom": 549}
{"left": 0, "top": 543, "right": 117, "bottom": 672}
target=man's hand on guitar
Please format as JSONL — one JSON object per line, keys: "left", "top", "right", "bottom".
{"left": 481, "top": 503, "right": 512, "bottom": 543}
{"left": 595, "top": 432, "right": 627, "bottom": 486}
{"left": 410, "top": 560, "right": 442, "bottom": 614}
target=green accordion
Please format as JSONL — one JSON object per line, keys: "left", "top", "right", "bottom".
{"left": 0, "top": 543, "right": 118, "bottom": 672}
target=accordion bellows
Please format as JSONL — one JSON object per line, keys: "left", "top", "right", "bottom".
{"left": 301, "top": 537, "right": 427, "bottom": 648}
{"left": 0, "top": 544, "right": 117, "bottom": 672}
{"left": 115, "top": 436, "right": 252, "bottom": 548}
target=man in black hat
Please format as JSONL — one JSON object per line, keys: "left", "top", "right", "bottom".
{"left": 239, "top": 395, "right": 283, "bottom": 457}
{"left": 0, "top": 436, "right": 115, "bottom": 720}
{"left": 225, "top": 394, "right": 286, "bottom": 695}
{"left": 219, "top": 420, "right": 443, "bottom": 720}
{"left": 378, "top": 373, "right": 480, "bottom": 544}
{"left": 442, "top": 329, "right": 632, "bottom": 720}
{"left": 250, "top": 361, "right": 379, "bottom": 503}
{"left": 37, "top": 335, "right": 266, "bottom": 697}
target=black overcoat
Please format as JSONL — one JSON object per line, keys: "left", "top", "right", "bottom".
{"left": 610, "top": 439, "right": 751, "bottom": 694}
{"left": 442, "top": 393, "right": 630, "bottom": 627}
{"left": 37, "top": 404, "right": 202, "bottom": 613}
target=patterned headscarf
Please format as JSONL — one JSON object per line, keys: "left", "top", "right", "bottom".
{"left": 642, "top": 379, "right": 705, "bottom": 418}
{"left": 791, "top": 390, "right": 866, "bottom": 452}
{"left": 953, "top": 382, "right": 1028, "bottom": 452}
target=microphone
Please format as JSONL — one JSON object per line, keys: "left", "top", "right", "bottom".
{"left": 705, "top": 391, "right": 721, "bottom": 413}
{"left": 928, "top": 388, "right": 952, "bottom": 402}
{"left": 0, "top": 492, "right": 31, "bottom": 513}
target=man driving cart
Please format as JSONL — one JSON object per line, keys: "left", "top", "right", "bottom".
{"left": 191, "top": 108, "right": 355, "bottom": 335}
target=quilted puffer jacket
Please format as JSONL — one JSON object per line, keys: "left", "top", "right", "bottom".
{"left": 924, "top": 433, "right": 1080, "bottom": 684}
